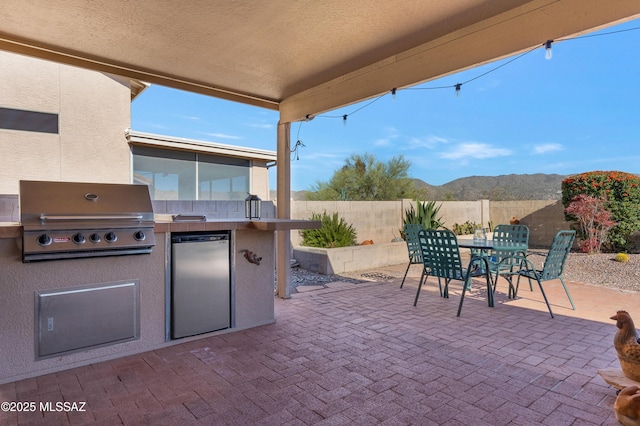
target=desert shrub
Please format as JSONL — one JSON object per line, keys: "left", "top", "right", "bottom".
{"left": 300, "top": 211, "right": 357, "bottom": 248}
{"left": 564, "top": 194, "right": 616, "bottom": 254}
{"left": 614, "top": 253, "right": 629, "bottom": 263}
{"left": 562, "top": 171, "right": 640, "bottom": 251}
{"left": 402, "top": 200, "right": 444, "bottom": 231}
{"left": 452, "top": 221, "right": 479, "bottom": 235}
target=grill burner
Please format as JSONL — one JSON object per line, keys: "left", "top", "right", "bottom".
{"left": 20, "top": 180, "right": 156, "bottom": 262}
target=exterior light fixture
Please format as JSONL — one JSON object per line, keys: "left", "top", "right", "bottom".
{"left": 245, "top": 194, "right": 261, "bottom": 219}
{"left": 544, "top": 40, "right": 553, "bottom": 60}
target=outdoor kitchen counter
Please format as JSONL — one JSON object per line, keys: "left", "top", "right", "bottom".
{"left": 0, "top": 218, "right": 320, "bottom": 384}
{"left": 152, "top": 218, "right": 321, "bottom": 233}
{"left": 0, "top": 219, "right": 320, "bottom": 239}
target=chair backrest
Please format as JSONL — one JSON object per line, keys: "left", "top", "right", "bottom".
{"left": 418, "top": 229, "right": 463, "bottom": 280}
{"left": 540, "top": 230, "right": 576, "bottom": 281}
{"left": 403, "top": 224, "right": 425, "bottom": 263}
{"left": 493, "top": 224, "right": 529, "bottom": 245}
{"left": 491, "top": 224, "right": 530, "bottom": 266}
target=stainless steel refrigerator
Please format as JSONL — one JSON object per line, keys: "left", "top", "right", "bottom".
{"left": 171, "top": 232, "right": 230, "bottom": 339}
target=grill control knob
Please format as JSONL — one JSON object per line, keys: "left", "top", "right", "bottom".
{"left": 37, "top": 234, "right": 52, "bottom": 246}
{"left": 72, "top": 233, "right": 86, "bottom": 244}
{"left": 90, "top": 233, "right": 101, "bottom": 243}
{"left": 134, "top": 230, "right": 146, "bottom": 241}
{"left": 104, "top": 232, "right": 117, "bottom": 243}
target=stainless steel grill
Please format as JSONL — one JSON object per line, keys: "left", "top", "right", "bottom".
{"left": 20, "top": 180, "right": 156, "bottom": 262}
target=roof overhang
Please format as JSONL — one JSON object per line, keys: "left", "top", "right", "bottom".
{"left": 0, "top": 1, "right": 638, "bottom": 123}
{"left": 126, "top": 130, "right": 277, "bottom": 162}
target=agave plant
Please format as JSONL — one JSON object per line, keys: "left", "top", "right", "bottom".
{"left": 402, "top": 200, "right": 444, "bottom": 232}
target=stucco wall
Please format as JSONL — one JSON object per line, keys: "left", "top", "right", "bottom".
{"left": 0, "top": 51, "right": 132, "bottom": 194}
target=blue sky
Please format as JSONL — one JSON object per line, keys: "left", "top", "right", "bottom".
{"left": 132, "top": 19, "right": 640, "bottom": 191}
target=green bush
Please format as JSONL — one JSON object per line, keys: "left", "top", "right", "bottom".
{"left": 562, "top": 171, "right": 640, "bottom": 252}
{"left": 300, "top": 211, "right": 357, "bottom": 248}
{"left": 402, "top": 200, "right": 444, "bottom": 231}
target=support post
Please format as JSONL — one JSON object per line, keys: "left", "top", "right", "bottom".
{"left": 276, "top": 121, "right": 291, "bottom": 298}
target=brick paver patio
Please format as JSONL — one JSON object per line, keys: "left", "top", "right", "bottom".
{"left": 1, "top": 266, "right": 638, "bottom": 425}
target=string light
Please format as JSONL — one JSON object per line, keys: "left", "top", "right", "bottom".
{"left": 544, "top": 40, "right": 553, "bottom": 60}
{"left": 296, "top": 25, "right": 639, "bottom": 130}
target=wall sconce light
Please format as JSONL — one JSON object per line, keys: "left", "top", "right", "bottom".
{"left": 245, "top": 194, "right": 261, "bottom": 219}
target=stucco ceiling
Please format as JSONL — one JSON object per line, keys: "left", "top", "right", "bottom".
{"left": 1, "top": 0, "right": 639, "bottom": 122}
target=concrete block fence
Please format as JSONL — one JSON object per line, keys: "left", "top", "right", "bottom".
{"left": 289, "top": 199, "right": 572, "bottom": 249}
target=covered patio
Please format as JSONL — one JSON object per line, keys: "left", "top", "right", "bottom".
{"left": 1, "top": 270, "right": 634, "bottom": 424}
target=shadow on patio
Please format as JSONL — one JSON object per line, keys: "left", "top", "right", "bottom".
{"left": 1, "top": 269, "right": 637, "bottom": 425}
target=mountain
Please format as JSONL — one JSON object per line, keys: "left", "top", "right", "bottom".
{"left": 279, "top": 173, "right": 566, "bottom": 201}
{"left": 414, "top": 173, "right": 565, "bottom": 201}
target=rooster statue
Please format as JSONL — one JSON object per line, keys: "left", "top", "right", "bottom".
{"left": 614, "top": 385, "right": 640, "bottom": 426}
{"left": 611, "top": 311, "right": 640, "bottom": 382}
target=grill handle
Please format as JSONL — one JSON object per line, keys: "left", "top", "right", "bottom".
{"left": 39, "top": 214, "right": 145, "bottom": 221}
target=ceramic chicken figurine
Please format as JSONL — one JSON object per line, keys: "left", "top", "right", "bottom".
{"left": 611, "top": 311, "right": 640, "bottom": 382}
{"left": 614, "top": 386, "right": 640, "bottom": 426}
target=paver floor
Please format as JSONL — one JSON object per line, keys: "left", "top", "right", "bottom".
{"left": 1, "top": 264, "right": 638, "bottom": 425}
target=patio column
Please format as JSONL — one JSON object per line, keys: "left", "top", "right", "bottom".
{"left": 276, "top": 121, "right": 291, "bottom": 298}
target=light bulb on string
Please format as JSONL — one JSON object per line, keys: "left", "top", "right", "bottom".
{"left": 455, "top": 83, "right": 461, "bottom": 97}
{"left": 391, "top": 88, "right": 397, "bottom": 101}
{"left": 343, "top": 114, "right": 348, "bottom": 126}
{"left": 544, "top": 40, "right": 553, "bottom": 60}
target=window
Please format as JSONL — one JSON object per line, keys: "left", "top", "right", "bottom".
{"left": 132, "top": 146, "right": 250, "bottom": 200}
{"left": 0, "top": 107, "right": 59, "bottom": 134}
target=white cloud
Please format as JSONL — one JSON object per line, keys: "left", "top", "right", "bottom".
{"left": 439, "top": 143, "right": 512, "bottom": 160}
{"left": 176, "top": 114, "right": 200, "bottom": 121}
{"left": 245, "top": 122, "right": 274, "bottom": 129}
{"left": 533, "top": 143, "right": 563, "bottom": 154}
{"left": 407, "top": 135, "right": 449, "bottom": 149}
{"left": 200, "top": 132, "right": 242, "bottom": 140}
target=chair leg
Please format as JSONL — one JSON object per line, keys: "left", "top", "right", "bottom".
{"left": 559, "top": 277, "right": 576, "bottom": 310}
{"left": 457, "top": 276, "right": 471, "bottom": 317}
{"left": 400, "top": 262, "right": 411, "bottom": 288}
{"left": 413, "top": 273, "right": 427, "bottom": 306}
{"left": 534, "top": 278, "right": 554, "bottom": 318}
{"left": 485, "top": 269, "right": 494, "bottom": 308}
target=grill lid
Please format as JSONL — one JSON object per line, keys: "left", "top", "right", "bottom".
{"left": 20, "top": 180, "right": 154, "bottom": 228}
{"left": 20, "top": 180, "right": 156, "bottom": 262}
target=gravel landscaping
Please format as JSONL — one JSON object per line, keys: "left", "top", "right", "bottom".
{"left": 290, "top": 252, "right": 640, "bottom": 293}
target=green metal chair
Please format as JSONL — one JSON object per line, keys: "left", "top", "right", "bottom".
{"left": 487, "top": 224, "right": 530, "bottom": 294}
{"left": 400, "top": 224, "right": 427, "bottom": 289}
{"left": 413, "top": 229, "right": 492, "bottom": 317}
{"left": 501, "top": 230, "right": 576, "bottom": 318}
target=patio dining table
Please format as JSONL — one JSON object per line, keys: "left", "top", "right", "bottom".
{"left": 457, "top": 238, "right": 528, "bottom": 254}
{"left": 457, "top": 238, "right": 529, "bottom": 295}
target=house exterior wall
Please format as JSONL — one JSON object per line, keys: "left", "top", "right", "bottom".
{"left": 0, "top": 50, "right": 132, "bottom": 194}
{"left": 251, "top": 160, "right": 271, "bottom": 201}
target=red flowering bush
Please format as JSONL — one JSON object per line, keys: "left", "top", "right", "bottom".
{"left": 564, "top": 194, "right": 616, "bottom": 253}
{"left": 562, "top": 171, "right": 640, "bottom": 252}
